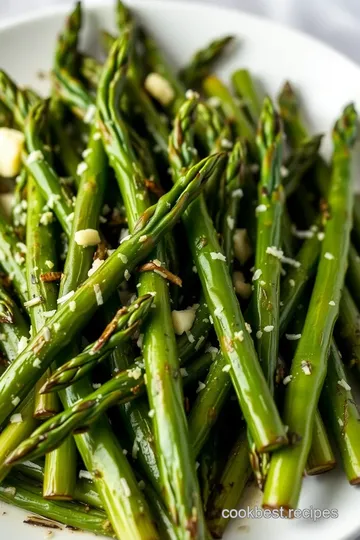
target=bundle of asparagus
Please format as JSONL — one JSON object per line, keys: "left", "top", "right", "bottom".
{"left": 0, "top": 2, "right": 359, "bottom": 539}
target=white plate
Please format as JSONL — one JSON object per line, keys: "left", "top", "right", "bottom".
{"left": 0, "top": 1, "right": 360, "bottom": 539}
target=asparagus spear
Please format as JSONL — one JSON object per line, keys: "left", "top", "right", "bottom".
{"left": 206, "top": 431, "right": 251, "bottom": 538}
{"left": 335, "top": 286, "right": 360, "bottom": 371}
{"left": 26, "top": 175, "right": 77, "bottom": 500}
{"left": 6, "top": 362, "right": 147, "bottom": 464}
{"left": 253, "top": 97, "right": 284, "bottom": 394}
{"left": 0, "top": 288, "right": 37, "bottom": 484}
{"left": 54, "top": 1, "right": 81, "bottom": 73}
{"left": 321, "top": 343, "right": 360, "bottom": 483}
{"left": 51, "top": 66, "right": 159, "bottom": 539}
{"left": 221, "top": 140, "right": 246, "bottom": 271}
{"left": 352, "top": 193, "right": 360, "bottom": 252}
{"left": 41, "top": 295, "right": 154, "bottom": 392}
{"left": 0, "top": 70, "right": 33, "bottom": 128}
{"left": 98, "top": 37, "right": 207, "bottom": 538}
{"left": 346, "top": 243, "right": 360, "bottom": 309}
{"left": 263, "top": 104, "right": 358, "bottom": 510}
{"left": 26, "top": 176, "right": 59, "bottom": 418}
{"left": 24, "top": 101, "right": 74, "bottom": 237}
{"left": 231, "top": 68, "right": 262, "bottom": 124}
{"left": 179, "top": 35, "right": 234, "bottom": 89}
{"left": 169, "top": 97, "right": 287, "bottom": 453}
{"left": 202, "top": 75, "right": 255, "bottom": 150}
{"left": 18, "top": 458, "right": 181, "bottom": 540}
{"left": 0, "top": 208, "right": 28, "bottom": 304}
{"left": 6, "top": 350, "right": 213, "bottom": 464}
{"left": 0, "top": 283, "right": 29, "bottom": 362}
{"left": 16, "top": 459, "right": 104, "bottom": 509}
{"left": 0, "top": 477, "right": 114, "bottom": 537}
{"left": 0, "top": 154, "right": 220, "bottom": 536}
{"left": 278, "top": 81, "right": 360, "bottom": 367}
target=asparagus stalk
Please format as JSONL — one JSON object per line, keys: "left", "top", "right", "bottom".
{"left": 24, "top": 101, "right": 74, "bottom": 237}
{"left": 0, "top": 284, "right": 29, "bottom": 363}
{"left": 253, "top": 97, "right": 284, "bottom": 393}
{"left": 179, "top": 35, "right": 234, "bottom": 89}
{"left": 41, "top": 295, "right": 154, "bottom": 392}
{"left": 6, "top": 349, "right": 213, "bottom": 465}
{"left": 222, "top": 140, "right": 246, "bottom": 270}
{"left": 231, "top": 68, "right": 262, "bottom": 124}
{"left": 202, "top": 75, "right": 255, "bottom": 150}
{"left": 17, "top": 459, "right": 104, "bottom": 509}
{"left": 25, "top": 175, "right": 76, "bottom": 500}
{"left": 0, "top": 291, "right": 36, "bottom": 484}
{"left": 98, "top": 36, "right": 207, "bottom": 538}
{"left": 0, "top": 155, "right": 221, "bottom": 538}
{"left": 206, "top": 431, "right": 251, "bottom": 538}
{"left": 0, "top": 477, "right": 114, "bottom": 537}
{"left": 169, "top": 97, "right": 287, "bottom": 453}
{"left": 26, "top": 176, "right": 59, "bottom": 418}
{"left": 263, "top": 104, "right": 358, "bottom": 510}
{"left": 335, "top": 286, "right": 360, "bottom": 371}
{"left": 0, "top": 208, "right": 28, "bottom": 304}
{"left": 352, "top": 193, "right": 360, "bottom": 252}
{"left": 346, "top": 243, "right": 360, "bottom": 309}
{"left": 50, "top": 67, "right": 159, "bottom": 538}
{"left": 321, "top": 343, "right": 360, "bottom": 483}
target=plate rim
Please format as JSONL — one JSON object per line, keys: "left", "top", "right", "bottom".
{"left": 0, "top": 0, "right": 359, "bottom": 80}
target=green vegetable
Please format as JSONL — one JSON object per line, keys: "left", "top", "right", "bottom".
{"left": 263, "top": 103, "right": 358, "bottom": 510}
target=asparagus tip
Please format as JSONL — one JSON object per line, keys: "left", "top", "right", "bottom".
{"left": 332, "top": 102, "right": 358, "bottom": 149}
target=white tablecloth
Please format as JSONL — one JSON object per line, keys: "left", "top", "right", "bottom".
{"left": 1, "top": 0, "right": 360, "bottom": 65}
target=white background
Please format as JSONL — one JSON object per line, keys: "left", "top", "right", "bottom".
{"left": 1, "top": 0, "right": 360, "bottom": 65}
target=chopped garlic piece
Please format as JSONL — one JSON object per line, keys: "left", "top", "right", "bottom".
{"left": 11, "top": 396, "right": 20, "bottom": 407}
{"left": 128, "top": 366, "right": 142, "bottom": 380}
{"left": 10, "top": 413, "right": 22, "bottom": 423}
{"left": 120, "top": 477, "right": 131, "bottom": 497}
{"left": 88, "top": 258, "right": 104, "bottom": 277}
{"left": 210, "top": 252, "right": 226, "bottom": 262}
{"left": 43, "top": 310, "right": 56, "bottom": 318}
{"left": 118, "top": 253, "right": 128, "bottom": 263}
{"left": 252, "top": 269, "right": 262, "bottom": 281}
{"left": 285, "top": 334, "right": 301, "bottom": 341}
{"left": 93, "top": 284, "right": 103, "bottom": 306}
{"left": 33, "top": 358, "right": 41, "bottom": 369}
{"left": 234, "top": 330, "right": 244, "bottom": 342}
{"left": 256, "top": 204, "right": 267, "bottom": 213}
{"left": 24, "top": 296, "right": 43, "bottom": 308}
{"left": 233, "top": 228, "right": 252, "bottom": 265}
{"left": 171, "top": 308, "right": 196, "bottom": 335}
{"left": 324, "top": 252, "right": 334, "bottom": 260}
{"left": 79, "top": 470, "right": 92, "bottom": 480}
{"left": 185, "top": 89, "right": 200, "bottom": 99}
{"left": 17, "top": 336, "right": 28, "bottom": 354}
{"left": 69, "top": 300, "right": 77, "bottom": 312}
{"left": 27, "top": 150, "right": 44, "bottom": 164}
{"left": 144, "top": 73, "right": 175, "bottom": 106}
{"left": 338, "top": 378, "right": 351, "bottom": 391}
{"left": 83, "top": 104, "right": 97, "bottom": 124}
{"left": 43, "top": 326, "right": 51, "bottom": 342}
{"left": 264, "top": 325, "right": 274, "bottom": 333}
{"left": 283, "top": 375, "right": 293, "bottom": 385}
{"left": 233, "top": 271, "right": 252, "bottom": 299}
{"left": 74, "top": 228, "right": 100, "bottom": 247}
{"left": 301, "top": 360, "right": 312, "bottom": 375}
{"left": 226, "top": 216, "right": 235, "bottom": 230}
{"left": 57, "top": 290, "right": 75, "bottom": 304}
